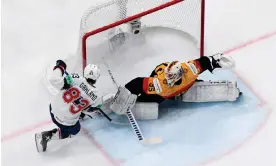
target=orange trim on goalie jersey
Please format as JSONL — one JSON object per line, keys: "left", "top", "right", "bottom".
{"left": 164, "top": 80, "right": 195, "bottom": 99}
{"left": 193, "top": 60, "right": 203, "bottom": 73}
{"left": 143, "top": 77, "right": 149, "bottom": 93}
{"left": 187, "top": 60, "right": 203, "bottom": 74}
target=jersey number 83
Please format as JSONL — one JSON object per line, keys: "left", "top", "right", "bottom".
{"left": 62, "top": 87, "right": 89, "bottom": 114}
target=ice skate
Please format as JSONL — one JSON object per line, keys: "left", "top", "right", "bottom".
{"left": 35, "top": 129, "right": 58, "bottom": 153}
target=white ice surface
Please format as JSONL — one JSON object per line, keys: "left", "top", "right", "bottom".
{"left": 2, "top": 0, "right": 276, "bottom": 166}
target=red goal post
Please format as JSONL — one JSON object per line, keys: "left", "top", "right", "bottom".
{"left": 78, "top": 0, "right": 205, "bottom": 70}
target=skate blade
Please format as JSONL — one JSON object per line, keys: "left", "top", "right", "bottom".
{"left": 35, "top": 133, "right": 43, "bottom": 153}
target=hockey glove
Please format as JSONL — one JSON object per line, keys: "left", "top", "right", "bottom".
{"left": 53, "top": 60, "right": 67, "bottom": 75}
{"left": 208, "top": 53, "right": 235, "bottom": 72}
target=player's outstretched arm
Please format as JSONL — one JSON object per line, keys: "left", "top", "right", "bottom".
{"left": 48, "top": 60, "right": 67, "bottom": 90}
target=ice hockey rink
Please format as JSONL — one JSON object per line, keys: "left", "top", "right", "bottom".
{"left": 1, "top": 0, "right": 276, "bottom": 166}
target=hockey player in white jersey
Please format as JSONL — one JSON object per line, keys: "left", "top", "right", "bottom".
{"left": 35, "top": 60, "right": 104, "bottom": 152}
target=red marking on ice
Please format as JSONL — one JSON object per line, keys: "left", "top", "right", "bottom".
{"left": 233, "top": 70, "right": 267, "bottom": 107}
{"left": 1, "top": 30, "right": 276, "bottom": 166}
{"left": 81, "top": 128, "right": 120, "bottom": 166}
{"left": 1, "top": 120, "right": 52, "bottom": 142}
{"left": 198, "top": 108, "right": 273, "bottom": 166}
{"left": 2, "top": 32, "right": 275, "bottom": 143}
{"left": 223, "top": 30, "right": 276, "bottom": 55}
{"left": 194, "top": 30, "right": 276, "bottom": 166}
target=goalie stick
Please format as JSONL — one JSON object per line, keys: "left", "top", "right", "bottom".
{"left": 103, "top": 61, "right": 162, "bottom": 144}
{"left": 125, "top": 108, "right": 162, "bottom": 144}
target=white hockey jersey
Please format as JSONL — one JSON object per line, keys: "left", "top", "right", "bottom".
{"left": 49, "top": 68, "right": 101, "bottom": 126}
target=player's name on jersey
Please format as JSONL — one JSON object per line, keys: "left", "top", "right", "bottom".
{"left": 79, "top": 82, "right": 97, "bottom": 101}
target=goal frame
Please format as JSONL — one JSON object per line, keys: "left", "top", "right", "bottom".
{"left": 81, "top": 0, "right": 205, "bottom": 70}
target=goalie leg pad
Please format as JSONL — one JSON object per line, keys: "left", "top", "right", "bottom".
{"left": 110, "top": 86, "right": 137, "bottom": 115}
{"left": 100, "top": 94, "right": 116, "bottom": 115}
{"left": 182, "top": 80, "right": 241, "bottom": 102}
{"left": 132, "top": 102, "right": 159, "bottom": 120}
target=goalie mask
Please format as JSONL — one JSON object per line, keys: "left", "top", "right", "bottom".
{"left": 84, "top": 64, "right": 100, "bottom": 85}
{"left": 164, "top": 61, "right": 184, "bottom": 87}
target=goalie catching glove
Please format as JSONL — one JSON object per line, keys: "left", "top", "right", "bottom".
{"left": 208, "top": 53, "right": 235, "bottom": 72}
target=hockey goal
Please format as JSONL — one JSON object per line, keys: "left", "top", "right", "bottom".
{"left": 77, "top": 0, "right": 205, "bottom": 71}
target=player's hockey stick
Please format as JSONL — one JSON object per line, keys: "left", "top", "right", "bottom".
{"left": 90, "top": 107, "right": 128, "bottom": 125}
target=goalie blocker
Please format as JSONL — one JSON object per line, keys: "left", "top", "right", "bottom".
{"left": 108, "top": 86, "right": 159, "bottom": 120}
{"left": 108, "top": 86, "right": 162, "bottom": 144}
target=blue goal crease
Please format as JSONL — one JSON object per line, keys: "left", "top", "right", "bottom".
{"left": 81, "top": 70, "right": 269, "bottom": 166}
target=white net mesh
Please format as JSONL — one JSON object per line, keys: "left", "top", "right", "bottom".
{"left": 71, "top": 0, "right": 204, "bottom": 95}
{"left": 80, "top": 0, "right": 203, "bottom": 36}
{"left": 77, "top": 0, "right": 204, "bottom": 68}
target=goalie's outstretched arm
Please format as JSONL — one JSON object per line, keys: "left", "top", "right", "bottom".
{"left": 192, "top": 53, "right": 235, "bottom": 74}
